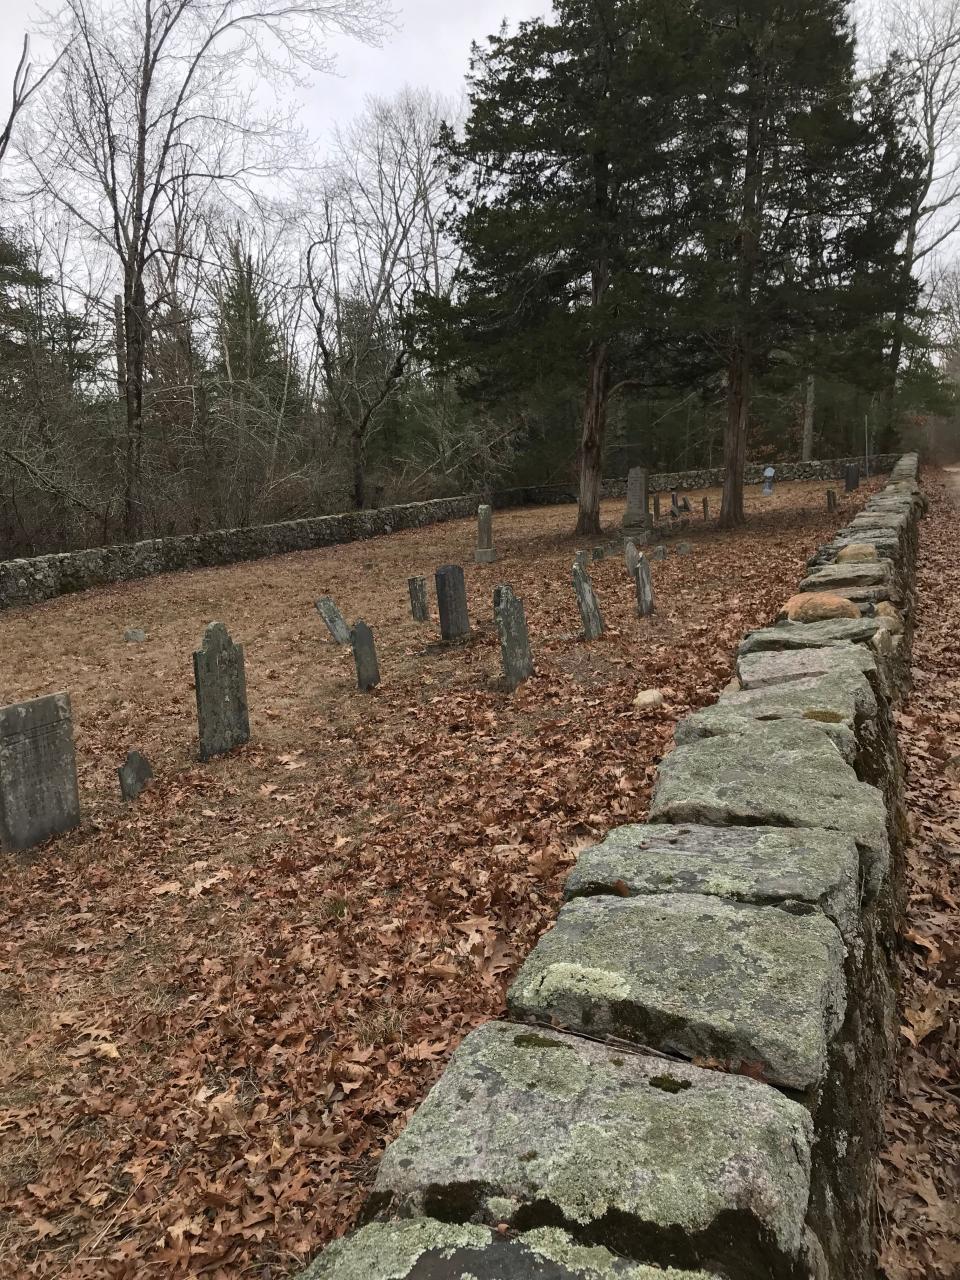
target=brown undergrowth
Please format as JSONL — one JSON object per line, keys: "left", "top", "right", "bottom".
{"left": 878, "top": 469, "right": 960, "bottom": 1279}
{"left": 0, "top": 479, "right": 876, "bottom": 1278}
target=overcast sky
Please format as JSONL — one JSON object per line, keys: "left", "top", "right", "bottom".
{"left": 0, "top": 0, "right": 552, "bottom": 150}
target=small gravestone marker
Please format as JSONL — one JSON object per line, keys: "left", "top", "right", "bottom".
{"left": 118, "top": 750, "right": 153, "bottom": 802}
{"left": 634, "top": 554, "right": 655, "bottom": 617}
{"left": 574, "top": 549, "right": 590, "bottom": 572}
{"left": 475, "top": 505, "right": 497, "bottom": 564}
{"left": 193, "top": 622, "right": 250, "bottom": 761}
{"left": 0, "top": 692, "right": 80, "bottom": 853}
{"left": 622, "top": 467, "right": 650, "bottom": 531}
{"left": 844, "top": 464, "right": 860, "bottom": 493}
{"left": 762, "top": 466, "right": 776, "bottom": 496}
{"left": 436, "top": 565, "right": 470, "bottom": 641}
{"left": 702, "top": 496, "right": 710, "bottom": 521}
{"left": 670, "top": 491, "right": 681, "bottom": 518}
{"left": 675, "top": 541, "right": 693, "bottom": 556}
{"left": 591, "top": 546, "right": 605, "bottom": 561}
{"left": 652, "top": 493, "right": 661, "bottom": 524}
{"left": 124, "top": 628, "right": 146, "bottom": 643}
{"left": 624, "top": 539, "right": 640, "bottom": 577}
{"left": 351, "top": 621, "right": 380, "bottom": 690}
{"left": 408, "top": 576, "right": 429, "bottom": 622}
{"left": 494, "top": 585, "right": 534, "bottom": 691}
{"left": 679, "top": 495, "right": 692, "bottom": 513}
{"left": 827, "top": 489, "right": 838, "bottom": 513}
{"left": 572, "top": 563, "right": 605, "bottom": 640}
{"left": 316, "top": 597, "right": 351, "bottom": 645}
{"left": 652, "top": 544, "right": 667, "bottom": 561}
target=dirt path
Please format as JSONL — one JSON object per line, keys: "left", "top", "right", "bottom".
{"left": 878, "top": 469, "right": 960, "bottom": 1279}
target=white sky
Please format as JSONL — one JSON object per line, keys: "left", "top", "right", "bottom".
{"left": 0, "top": 0, "right": 552, "bottom": 151}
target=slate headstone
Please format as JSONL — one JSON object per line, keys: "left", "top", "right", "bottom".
{"left": 679, "top": 495, "right": 692, "bottom": 513}
{"left": 435, "top": 565, "right": 470, "bottom": 642}
{"left": 408, "top": 576, "right": 429, "bottom": 622}
{"left": 193, "top": 622, "right": 250, "bottom": 761}
{"left": 475, "top": 504, "right": 497, "bottom": 564}
{"left": 652, "top": 544, "right": 667, "bottom": 561}
{"left": 652, "top": 493, "right": 661, "bottom": 524}
{"left": 844, "top": 464, "right": 860, "bottom": 493}
{"left": 118, "top": 750, "right": 153, "bottom": 802}
{"left": 0, "top": 692, "right": 81, "bottom": 853}
{"left": 351, "top": 621, "right": 381, "bottom": 691}
{"left": 827, "top": 489, "right": 838, "bottom": 513}
{"left": 702, "top": 496, "right": 710, "bottom": 521}
{"left": 572, "top": 563, "right": 605, "bottom": 640}
{"left": 316, "top": 597, "right": 351, "bottom": 645}
{"left": 634, "top": 554, "right": 655, "bottom": 617}
{"left": 622, "top": 467, "right": 650, "bottom": 530}
{"left": 624, "top": 539, "right": 640, "bottom": 577}
{"left": 494, "top": 585, "right": 534, "bottom": 691}
{"left": 670, "top": 491, "right": 681, "bottom": 518}
{"left": 591, "top": 546, "right": 605, "bottom": 561}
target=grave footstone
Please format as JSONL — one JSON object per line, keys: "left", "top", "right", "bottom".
{"left": 652, "top": 544, "right": 667, "bottom": 561}
{"left": 622, "top": 467, "right": 650, "bottom": 531}
{"left": 193, "top": 622, "right": 250, "bottom": 761}
{"left": 676, "top": 541, "right": 693, "bottom": 556}
{"left": 494, "top": 585, "right": 534, "bottom": 691}
{"left": 827, "top": 490, "right": 838, "bottom": 513}
{"left": 408, "top": 576, "right": 429, "bottom": 622}
{"left": 634, "top": 554, "right": 655, "bottom": 617}
{"left": 118, "top": 750, "right": 153, "bottom": 802}
{"left": 124, "top": 628, "right": 146, "bottom": 644}
{"left": 624, "top": 539, "right": 640, "bottom": 577}
{"left": 316, "top": 597, "right": 351, "bottom": 645}
{"left": 435, "top": 565, "right": 470, "bottom": 642}
{"left": 844, "top": 464, "right": 860, "bottom": 493}
{"left": 474, "top": 504, "right": 497, "bottom": 564}
{"left": 572, "top": 563, "right": 604, "bottom": 640}
{"left": 351, "top": 621, "right": 381, "bottom": 690}
{"left": 0, "top": 692, "right": 81, "bottom": 853}
{"left": 591, "top": 546, "right": 604, "bottom": 561}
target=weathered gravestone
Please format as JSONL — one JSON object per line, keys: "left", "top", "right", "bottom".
{"left": 316, "top": 597, "right": 351, "bottom": 645}
{"left": 845, "top": 463, "right": 860, "bottom": 493}
{"left": 762, "top": 465, "right": 776, "bottom": 496}
{"left": 435, "top": 565, "right": 470, "bottom": 642}
{"left": 634, "top": 554, "right": 655, "bottom": 617}
{"left": 193, "top": 623, "right": 250, "bottom": 761}
{"left": 118, "top": 750, "right": 153, "bottom": 802}
{"left": 0, "top": 692, "right": 81, "bottom": 853}
{"left": 676, "top": 541, "right": 693, "bottom": 556}
{"left": 493, "top": 585, "right": 534, "bottom": 691}
{"left": 651, "top": 544, "right": 667, "bottom": 561}
{"left": 474, "top": 504, "right": 497, "bottom": 564}
{"left": 124, "top": 628, "right": 146, "bottom": 644}
{"left": 408, "top": 576, "right": 429, "bottom": 622}
{"left": 573, "top": 549, "right": 590, "bottom": 572}
{"left": 572, "top": 563, "right": 604, "bottom": 640}
{"left": 621, "top": 467, "right": 650, "bottom": 531}
{"left": 351, "top": 621, "right": 381, "bottom": 691}
{"left": 624, "top": 539, "right": 640, "bottom": 577}
{"left": 827, "top": 489, "right": 838, "bottom": 513}
{"left": 702, "top": 496, "right": 710, "bottom": 521}
{"left": 652, "top": 492, "right": 661, "bottom": 524}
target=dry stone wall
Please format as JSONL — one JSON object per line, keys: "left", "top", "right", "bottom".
{"left": 0, "top": 455, "right": 897, "bottom": 612}
{"left": 298, "top": 453, "right": 922, "bottom": 1280}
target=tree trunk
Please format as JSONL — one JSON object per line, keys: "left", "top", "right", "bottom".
{"left": 576, "top": 340, "right": 609, "bottom": 536}
{"left": 122, "top": 273, "right": 147, "bottom": 542}
{"left": 801, "top": 372, "right": 815, "bottom": 461}
{"left": 720, "top": 340, "right": 749, "bottom": 528}
{"left": 352, "top": 425, "right": 365, "bottom": 510}
{"left": 882, "top": 206, "right": 919, "bottom": 450}
{"left": 113, "top": 293, "right": 126, "bottom": 402}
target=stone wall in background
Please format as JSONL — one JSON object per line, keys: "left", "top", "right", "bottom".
{"left": 0, "top": 453, "right": 898, "bottom": 611}
{"left": 297, "top": 453, "right": 923, "bottom": 1280}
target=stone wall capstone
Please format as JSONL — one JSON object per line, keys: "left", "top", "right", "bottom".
{"left": 296, "top": 452, "right": 923, "bottom": 1280}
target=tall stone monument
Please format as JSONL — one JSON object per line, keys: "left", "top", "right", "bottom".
{"left": 621, "top": 467, "right": 650, "bottom": 534}
{"left": 475, "top": 505, "right": 497, "bottom": 564}
{"left": 494, "top": 585, "right": 534, "bottom": 691}
{"left": 193, "top": 622, "right": 250, "bottom": 761}
{"left": 435, "top": 565, "right": 470, "bottom": 642}
{"left": 0, "top": 692, "right": 81, "bottom": 853}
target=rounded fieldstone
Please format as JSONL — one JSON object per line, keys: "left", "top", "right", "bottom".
{"left": 779, "top": 592, "right": 861, "bottom": 623}
{"left": 836, "top": 543, "right": 880, "bottom": 563}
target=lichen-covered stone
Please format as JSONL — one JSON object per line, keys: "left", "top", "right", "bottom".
{"left": 739, "top": 618, "right": 885, "bottom": 656}
{"left": 649, "top": 718, "right": 889, "bottom": 899}
{"left": 297, "top": 1220, "right": 720, "bottom": 1279}
{"left": 369, "top": 1021, "right": 814, "bottom": 1276}
{"left": 676, "top": 699, "right": 858, "bottom": 768}
{"left": 735, "top": 644, "right": 877, "bottom": 693}
{"left": 565, "top": 823, "right": 860, "bottom": 944}
{"left": 507, "top": 893, "right": 845, "bottom": 1091}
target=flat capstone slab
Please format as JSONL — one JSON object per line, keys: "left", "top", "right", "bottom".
{"left": 370, "top": 1021, "right": 814, "bottom": 1275}
{"left": 650, "top": 718, "right": 889, "bottom": 899}
{"left": 736, "top": 644, "right": 877, "bottom": 691}
{"left": 565, "top": 823, "right": 860, "bottom": 945}
{"left": 799, "top": 561, "right": 895, "bottom": 593}
{"left": 298, "top": 1220, "right": 720, "bottom": 1279}
{"left": 675, "top": 700, "right": 857, "bottom": 768}
{"left": 738, "top": 618, "right": 885, "bottom": 657}
{"left": 507, "top": 893, "right": 845, "bottom": 1091}
{"left": 722, "top": 670, "right": 876, "bottom": 728}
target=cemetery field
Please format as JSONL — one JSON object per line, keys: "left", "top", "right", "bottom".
{"left": 0, "top": 477, "right": 880, "bottom": 1278}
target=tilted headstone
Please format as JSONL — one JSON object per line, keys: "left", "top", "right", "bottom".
{"left": 316, "top": 597, "right": 351, "bottom": 645}
{"left": 622, "top": 467, "right": 650, "bottom": 530}
{"left": 118, "top": 750, "right": 153, "bottom": 802}
{"left": 624, "top": 539, "right": 640, "bottom": 577}
{"left": 0, "top": 692, "right": 81, "bottom": 853}
{"left": 193, "top": 622, "right": 250, "bottom": 761}
{"left": 435, "top": 564, "right": 470, "bottom": 642}
{"left": 572, "top": 563, "right": 605, "bottom": 640}
{"left": 670, "top": 491, "right": 681, "bottom": 518}
{"left": 844, "top": 464, "right": 860, "bottom": 493}
{"left": 679, "top": 495, "right": 692, "bottom": 513}
{"left": 408, "top": 576, "right": 429, "bottom": 622}
{"left": 634, "top": 554, "right": 655, "bottom": 617}
{"left": 702, "top": 496, "right": 710, "bottom": 521}
{"left": 475, "top": 504, "right": 497, "bottom": 564}
{"left": 652, "top": 493, "right": 661, "bottom": 524}
{"left": 494, "top": 585, "right": 534, "bottom": 691}
{"left": 826, "top": 489, "right": 838, "bottom": 513}
{"left": 351, "top": 621, "right": 381, "bottom": 691}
